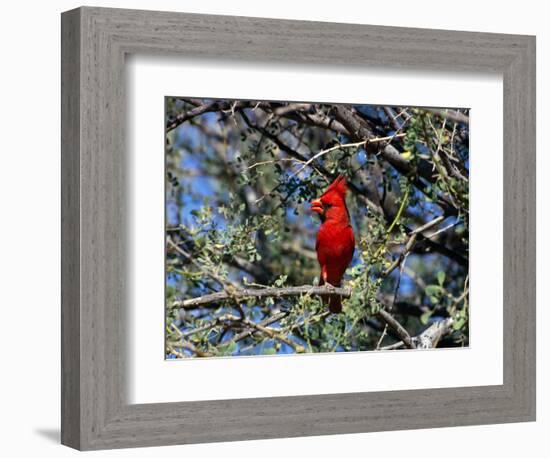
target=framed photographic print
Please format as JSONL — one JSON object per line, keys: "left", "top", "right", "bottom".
{"left": 61, "top": 6, "right": 536, "bottom": 450}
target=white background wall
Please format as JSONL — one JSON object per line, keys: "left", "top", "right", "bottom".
{"left": 0, "top": 1, "right": 546, "bottom": 456}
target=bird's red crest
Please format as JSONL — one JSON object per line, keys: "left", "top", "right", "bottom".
{"left": 323, "top": 175, "right": 348, "bottom": 198}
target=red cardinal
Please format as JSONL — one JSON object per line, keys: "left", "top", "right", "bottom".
{"left": 310, "top": 176, "right": 355, "bottom": 313}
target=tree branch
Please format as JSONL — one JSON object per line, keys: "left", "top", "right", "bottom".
{"left": 333, "top": 105, "right": 459, "bottom": 216}
{"left": 425, "top": 108, "right": 469, "bottom": 125}
{"left": 416, "top": 317, "right": 454, "bottom": 349}
{"left": 167, "top": 100, "right": 238, "bottom": 132}
{"left": 379, "top": 317, "right": 454, "bottom": 350}
{"left": 239, "top": 110, "right": 386, "bottom": 215}
{"left": 229, "top": 311, "right": 289, "bottom": 343}
{"left": 241, "top": 317, "right": 307, "bottom": 353}
{"left": 377, "top": 309, "right": 416, "bottom": 349}
{"left": 173, "top": 284, "right": 351, "bottom": 308}
{"left": 167, "top": 323, "right": 214, "bottom": 357}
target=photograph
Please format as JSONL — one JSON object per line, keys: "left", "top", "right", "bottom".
{"left": 165, "top": 97, "right": 470, "bottom": 358}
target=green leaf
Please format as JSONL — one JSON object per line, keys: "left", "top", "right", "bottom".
{"left": 425, "top": 285, "right": 442, "bottom": 296}
{"left": 420, "top": 310, "right": 433, "bottom": 325}
{"left": 437, "top": 271, "right": 445, "bottom": 286}
{"left": 222, "top": 341, "right": 237, "bottom": 355}
{"left": 274, "top": 274, "right": 288, "bottom": 287}
{"left": 453, "top": 318, "right": 466, "bottom": 331}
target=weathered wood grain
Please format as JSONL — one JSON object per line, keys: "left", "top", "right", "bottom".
{"left": 61, "top": 6, "right": 536, "bottom": 450}
{"left": 61, "top": 7, "right": 81, "bottom": 450}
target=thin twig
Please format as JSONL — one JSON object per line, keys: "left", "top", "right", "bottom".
{"left": 242, "top": 318, "right": 306, "bottom": 353}
{"left": 382, "top": 215, "right": 445, "bottom": 278}
{"left": 229, "top": 311, "right": 289, "bottom": 343}
{"left": 167, "top": 324, "right": 214, "bottom": 357}
{"left": 254, "top": 133, "right": 404, "bottom": 204}
{"left": 375, "top": 324, "right": 389, "bottom": 350}
{"left": 167, "top": 237, "right": 230, "bottom": 289}
{"left": 424, "top": 220, "right": 461, "bottom": 240}
{"left": 290, "top": 134, "right": 405, "bottom": 181}
{"left": 246, "top": 158, "right": 303, "bottom": 170}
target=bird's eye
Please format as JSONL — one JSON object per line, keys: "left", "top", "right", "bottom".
{"left": 325, "top": 203, "right": 333, "bottom": 209}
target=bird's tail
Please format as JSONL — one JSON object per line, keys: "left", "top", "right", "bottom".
{"left": 319, "top": 276, "right": 343, "bottom": 313}
{"left": 328, "top": 296, "right": 342, "bottom": 314}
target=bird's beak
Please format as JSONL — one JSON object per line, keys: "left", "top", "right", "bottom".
{"left": 310, "top": 199, "right": 324, "bottom": 215}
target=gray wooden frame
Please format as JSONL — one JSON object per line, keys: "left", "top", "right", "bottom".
{"left": 61, "top": 6, "right": 536, "bottom": 451}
